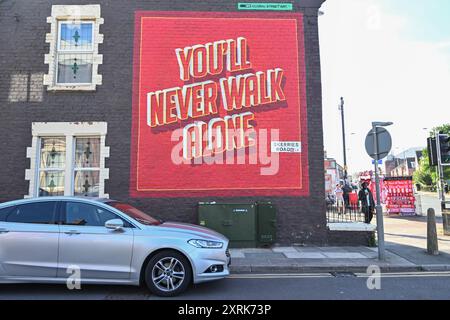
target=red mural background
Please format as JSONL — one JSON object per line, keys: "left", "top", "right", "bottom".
{"left": 130, "top": 11, "right": 309, "bottom": 198}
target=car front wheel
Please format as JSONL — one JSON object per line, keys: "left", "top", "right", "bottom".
{"left": 145, "top": 250, "right": 192, "bottom": 297}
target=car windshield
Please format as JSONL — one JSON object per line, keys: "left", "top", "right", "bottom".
{"left": 106, "top": 202, "right": 161, "bottom": 226}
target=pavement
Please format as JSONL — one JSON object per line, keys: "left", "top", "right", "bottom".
{"left": 384, "top": 214, "right": 450, "bottom": 271}
{"left": 229, "top": 246, "right": 422, "bottom": 274}
{"left": 229, "top": 191, "right": 450, "bottom": 274}
{"left": 229, "top": 241, "right": 450, "bottom": 274}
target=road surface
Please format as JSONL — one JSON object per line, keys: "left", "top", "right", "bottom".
{"left": 1, "top": 272, "right": 450, "bottom": 300}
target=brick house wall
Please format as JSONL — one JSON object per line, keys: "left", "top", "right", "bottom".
{"left": 0, "top": 0, "right": 329, "bottom": 245}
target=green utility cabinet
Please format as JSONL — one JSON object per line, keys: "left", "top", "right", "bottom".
{"left": 198, "top": 202, "right": 276, "bottom": 248}
{"left": 256, "top": 202, "right": 277, "bottom": 246}
{"left": 198, "top": 203, "right": 257, "bottom": 248}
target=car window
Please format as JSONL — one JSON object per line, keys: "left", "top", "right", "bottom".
{"left": 106, "top": 201, "right": 161, "bottom": 225}
{"left": 63, "top": 202, "right": 132, "bottom": 227}
{"left": 3, "top": 202, "right": 57, "bottom": 224}
{"left": 0, "top": 206, "right": 16, "bottom": 222}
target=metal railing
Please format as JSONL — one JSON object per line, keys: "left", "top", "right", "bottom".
{"left": 326, "top": 203, "right": 366, "bottom": 223}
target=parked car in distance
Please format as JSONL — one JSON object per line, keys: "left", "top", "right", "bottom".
{"left": 0, "top": 197, "right": 230, "bottom": 296}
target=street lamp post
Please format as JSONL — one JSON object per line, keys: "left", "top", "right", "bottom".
{"left": 372, "top": 121, "right": 393, "bottom": 261}
{"left": 339, "top": 97, "right": 348, "bottom": 180}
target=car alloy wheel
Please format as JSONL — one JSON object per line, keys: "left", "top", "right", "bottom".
{"left": 152, "top": 257, "right": 185, "bottom": 292}
{"left": 145, "top": 250, "right": 192, "bottom": 297}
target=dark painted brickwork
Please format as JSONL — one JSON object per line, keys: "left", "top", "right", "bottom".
{"left": 0, "top": 0, "right": 335, "bottom": 245}
{"left": 327, "top": 230, "right": 376, "bottom": 247}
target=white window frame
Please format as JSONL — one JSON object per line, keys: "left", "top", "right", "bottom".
{"left": 37, "top": 136, "right": 67, "bottom": 197}
{"left": 25, "top": 122, "right": 110, "bottom": 198}
{"left": 55, "top": 20, "right": 95, "bottom": 86}
{"left": 72, "top": 135, "right": 102, "bottom": 196}
{"left": 44, "top": 5, "right": 103, "bottom": 91}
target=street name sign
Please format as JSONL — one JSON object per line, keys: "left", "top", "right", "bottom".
{"left": 237, "top": 3, "right": 293, "bottom": 11}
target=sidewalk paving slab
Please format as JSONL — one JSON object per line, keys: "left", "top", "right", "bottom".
{"left": 236, "top": 248, "right": 272, "bottom": 253}
{"left": 284, "top": 252, "right": 326, "bottom": 259}
{"left": 294, "top": 247, "right": 325, "bottom": 253}
{"left": 315, "top": 246, "right": 348, "bottom": 253}
{"left": 340, "top": 246, "right": 378, "bottom": 253}
{"left": 359, "top": 251, "right": 379, "bottom": 259}
{"left": 272, "top": 247, "right": 299, "bottom": 253}
{"left": 321, "top": 252, "right": 367, "bottom": 259}
{"left": 245, "top": 253, "right": 285, "bottom": 259}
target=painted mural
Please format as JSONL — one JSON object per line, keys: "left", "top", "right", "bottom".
{"left": 130, "top": 11, "right": 309, "bottom": 197}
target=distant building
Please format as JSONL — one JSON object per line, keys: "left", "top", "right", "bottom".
{"left": 384, "top": 155, "right": 398, "bottom": 177}
{"left": 386, "top": 147, "right": 424, "bottom": 177}
{"left": 324, "top": 157, "right": 344, "bottom": 195}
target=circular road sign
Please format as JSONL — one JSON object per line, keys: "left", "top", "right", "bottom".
{"left": 365, "top": 127, "right": 392, "bottom": 160}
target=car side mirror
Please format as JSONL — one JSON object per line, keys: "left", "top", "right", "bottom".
{"left": 105, "top": 219, "right": 124, "bottom": 231}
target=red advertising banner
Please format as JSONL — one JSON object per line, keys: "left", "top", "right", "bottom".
{"left": 130, "top": 11, "right": 309, "bottom": 198}
{"left": 384, "top": 178, "right": 416, "bottom": 216}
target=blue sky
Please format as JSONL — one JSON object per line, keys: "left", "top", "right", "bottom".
{"left": 380, "top": 0, "right": 450, "bottom": 43}
{"left": 319, "top": 0, "right": 450, "bottom": 174}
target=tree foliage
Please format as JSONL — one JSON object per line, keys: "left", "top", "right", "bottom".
{"left": 413, "top": 124, "right": 450, "bottom": 188}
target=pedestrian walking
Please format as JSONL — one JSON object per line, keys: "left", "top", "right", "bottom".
{"left": 342, "top": 181, "right": 352, "bottom": 209}
{"left": 358, "top": 182, "right": 375, "bottom": 224}
{"left": 334, "top": 184, "right": 345, "bottom": 214}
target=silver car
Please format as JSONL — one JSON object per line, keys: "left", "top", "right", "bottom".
{"left": 0, "top": 197, "right": 230, "bottom": 297}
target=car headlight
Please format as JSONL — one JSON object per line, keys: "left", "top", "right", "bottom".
{"left": 188, "top": 239, "right": 223, "bottom": 249}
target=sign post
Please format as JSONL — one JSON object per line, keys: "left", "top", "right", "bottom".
{"left": 365, "top": 122, "right": 393, "bottom": 261}
{"left": 435, "top": 133, "right": 450, "bottom": 235}
{"left": 437, "top": 133, "right": 445, "bottom": 204}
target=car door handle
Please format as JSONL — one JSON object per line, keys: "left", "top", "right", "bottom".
{"left": 64, "top": 230, "right": 81, "bottom": 235}
{"left": 0, "top": 228, "right": 9, "bottom": 234}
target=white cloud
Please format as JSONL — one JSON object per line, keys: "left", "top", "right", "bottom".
{"left": 319, "top": 0, "right": 450, "bottom": 174}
